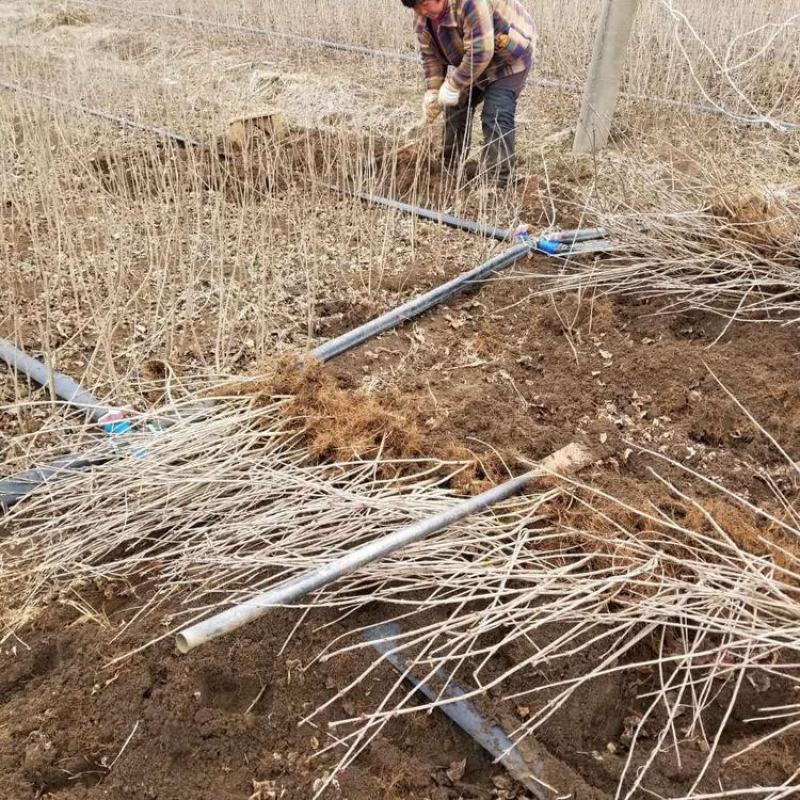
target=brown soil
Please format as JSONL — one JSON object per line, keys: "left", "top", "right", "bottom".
{"left": 4, "top": 187, "right": 800, "bottom": 799}
{"left": 323, "top": 252, "right": 800, "bottom": 505}
{"left": 0, "top": 600, "right": 526, "bottom": 800}
{"left": 3, "top": 267, "right": 799, "bottom": 800}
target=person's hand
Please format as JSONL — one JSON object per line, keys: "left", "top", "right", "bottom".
{"left": 437, "top": 80, "right": 460, "bottom": 107}
{"left": 422, "top": 89, "right": 442, "bottom": 123}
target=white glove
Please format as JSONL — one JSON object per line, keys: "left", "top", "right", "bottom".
{"left": 422, "top": 89, "right": 441, "bottom": 123}
{"left": 437, "top": 80, "right": 460, "bottom": 107}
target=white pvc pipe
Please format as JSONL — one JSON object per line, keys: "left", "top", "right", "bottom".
{"left": 0, "top": 338, "right": 113, "bottom": 422}
{"left": 175, "top": 442, "right": 592, "bottom": 653}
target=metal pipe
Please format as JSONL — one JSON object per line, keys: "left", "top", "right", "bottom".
{"left": 310, "top": 241, "right": 531, "bottom": 362}
{"left": 175, "top": 442, "right": 592, "bottom": 653}
{"left": 364, "top": 622, "right": 552, "bottom": 800}
{"left": 0, "top": 339, "right": 113, "bottom": 423}
{"left": 0, "top": 80, "right": 200, "bottom": 148}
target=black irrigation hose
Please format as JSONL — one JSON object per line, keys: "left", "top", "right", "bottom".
{"left": 332, "top": 183, "right": 613, "bottom": 256}
{"left": 328, "top": 183, "right": 512, "bottom": 242}
{"left": 0, "top": 402, "right": 215, "bottom": 512}
{"left": 0, "top": 78, "right": 611, "bottom": 508}
{"left": 364, "top": 622, "right": 550, "bottom": 800}
{"left": 76, "top": 0, "right": 421, "bottom": 64}
{"left": 331, "top": 184, "right": 615, "bottom": 255}
{"left": 0, "top": 337, "right": 218, "bottom": 509}
{"left": 0, "top": 244, "right": 533, "bottom": 508}
{"left": 0, "top": 454, "right": 103, "bottom": 512}
{"left": 3, "top": 72, "right": 614, "bottom": 254}
{"left": 311, "top": 241, "right": 533, "bottom": 363}
{"left": 0, "top": 339, "right": 120, "bottom": 510}
{"left": 3, "top": 72, "right": 615, "bottom": 256}
{"left": 0, "top": 80, "right": 201, "bottom": 148}
{"left": 0, "top": 230, "right": 606, "bottom": 509}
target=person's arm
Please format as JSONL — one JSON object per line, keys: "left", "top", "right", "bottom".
{"left": 419, "top": 23, "right": 447, "bottom": 90}
{"left": 448, "top": 0, "right": 494, "bottom": 91}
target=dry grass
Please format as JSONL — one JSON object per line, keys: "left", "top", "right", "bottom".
{"left": 524, "top": 195, "right": 800, "bottom": 324}
{"left": 67, "top": 0, "right": 800, "bottom": 124}
{"left": 0, "top": 82, "right": 498, "bottom": 402}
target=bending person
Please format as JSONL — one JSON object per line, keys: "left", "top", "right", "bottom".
{"left": 401, "top": 0, "right": 536, "bottom": 187}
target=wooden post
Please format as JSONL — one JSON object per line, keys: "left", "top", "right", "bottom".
{"left": 573, "top": 0, "right": 640, "bottom": 154}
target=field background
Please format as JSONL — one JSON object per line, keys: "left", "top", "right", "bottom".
{"left": 151, "top": 0, "right": 800, "bottom": 120}
{"left": 1, "top": 1, "right": 799, "bottom": 799}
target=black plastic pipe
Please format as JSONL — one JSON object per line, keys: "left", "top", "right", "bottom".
{"left": 0, "top": 80, "right": 200, "bottom": 148}
{"left": 0, "top": 227, "right": 606, "bottom": 510}
{"left": 329, "top": 184, "right": 512, "bottom": 241}
{"left": 310, "top": 241, "right": 532, "bottom": 362}
{"left": 0, "top": 340, "right": 121, "bottom": 510}
{"left": 75, "top": 0, "right": 800, "bottom": 131}
{"left": 78, "top": 0, "right": 420, "bottom": 64}
{"left": 364, "top": 622, "right": 551, "bottom": 800}
{"left": 0, "top": 404, "right": 217, "bottom": 511}
{"left": 0, "top": 454, "right": 105, "bottom": 512}
{"left": 330, "top": 184, "right": 616, "bottom": 255}
{"left": 0, "top": 232, "right": 605, "bottom": 508}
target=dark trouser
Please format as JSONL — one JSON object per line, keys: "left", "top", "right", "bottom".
{"left": 443, "top": 73, "right": 526, "bottom": 186}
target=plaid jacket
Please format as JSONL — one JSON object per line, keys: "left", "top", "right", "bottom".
{"left": 415, "top": 0, "right": 536, "bottom": 92}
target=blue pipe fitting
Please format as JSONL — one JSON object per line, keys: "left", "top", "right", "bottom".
{"left": 534, "top": 239, "right": 563, "bottom": 255}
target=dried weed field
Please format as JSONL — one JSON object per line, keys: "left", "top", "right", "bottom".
{"left": 1, "top": 1, "right": 800, "bottom": 799}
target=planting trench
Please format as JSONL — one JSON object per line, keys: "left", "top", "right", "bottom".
{"left": 88, "top": 118, "right": 446, "bottom": 204}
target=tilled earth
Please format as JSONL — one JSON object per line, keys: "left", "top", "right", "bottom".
{"left": 2, "top": 253, "right": 799, "bottom": 800}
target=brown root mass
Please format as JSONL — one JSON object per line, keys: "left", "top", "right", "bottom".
{"left": 266, "top": 361, "right": 425, "bottom": 462}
